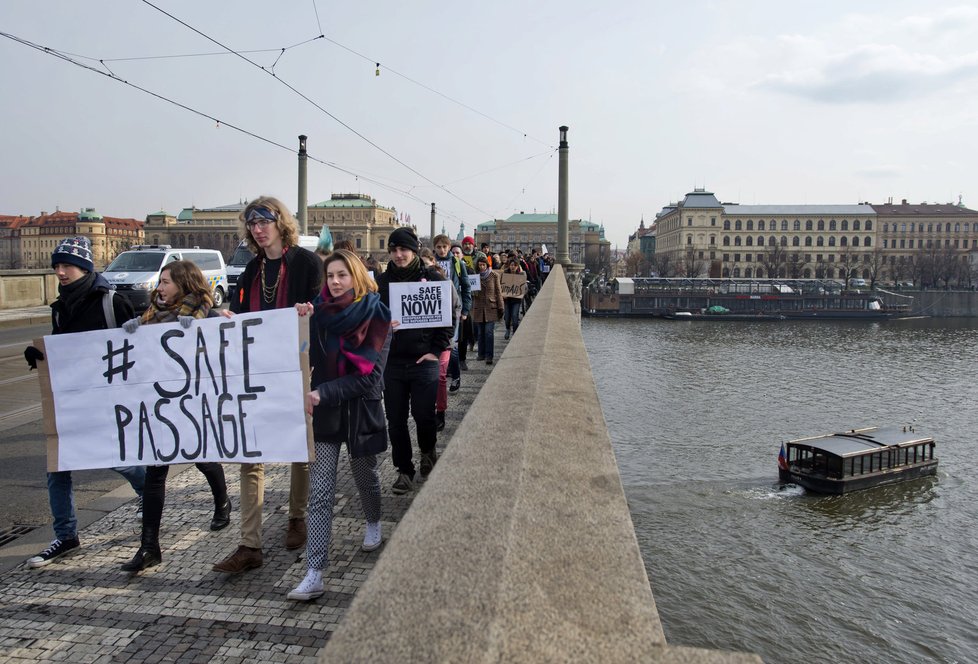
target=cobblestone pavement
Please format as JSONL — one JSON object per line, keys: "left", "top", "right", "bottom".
{"left": 0, "top": 337, "right": 506, "bottom": 663}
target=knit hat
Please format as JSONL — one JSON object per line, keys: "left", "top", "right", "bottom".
{"left": 51, "top": 236, "right": 94, "bottom": 272}
{"left": 388, "top": 227, "right": 420, "bottom": 254}
{"left": 462, "top": 236, "right": 475, "bottom": 246}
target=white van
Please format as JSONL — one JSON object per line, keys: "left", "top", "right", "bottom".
{"left": 226, "top": 235, "right": 320, "bottom": 303}
{"left": 104, "top": 245, "right": 228, "bottom": 312}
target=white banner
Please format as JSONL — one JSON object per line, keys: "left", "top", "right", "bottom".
{"left": 42, "top": 309, "right": 311, "bottom": 471}
{"left": 468, "top": 274, "right": 481, "bottom": 292}
{"left": 389, "top": 281, "right": 453, "bottom": 330}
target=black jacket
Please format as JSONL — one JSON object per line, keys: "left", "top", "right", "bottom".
{"left": 231, "top": 246, "right": 322, "bottom": 313}
{"left": 51, "top": 273, "right": 134, "bottom": 334}
{"left": 376, "top": 265, "right": 453, "bottom": 362}
{"left": 309, "top": 326, "right": 391, "bottom": 442}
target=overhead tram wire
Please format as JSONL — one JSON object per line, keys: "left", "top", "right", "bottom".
{"left": 0, "top": 30, "right": 449, "bottom": 219}
{"left": 320, "top": 36, "right": 553, "bottom": 150}
{"left": 140, "top": 0, "right": 495, "bottom": 220}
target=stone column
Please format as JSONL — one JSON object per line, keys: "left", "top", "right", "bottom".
{"left": 557, "top": 126, "right": 569, "bottom": 266}
{"left": 297, "top": 135, "right": 308, "bottom": 235}
{"left": 430, "top": 203, "right": 436, "bottom": 247}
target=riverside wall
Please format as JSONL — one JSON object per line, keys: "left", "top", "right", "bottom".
{"left": 320, "top": 265, "right": 760, "bottom": 663}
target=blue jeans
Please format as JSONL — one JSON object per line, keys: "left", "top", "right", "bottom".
{"left": 504, "top": 299, "right": 522, "bottom": 331}
{"left": 47, "top": 466, "right": 146, "bottom": 541}
{"left": 383, "top": 359, "right": 440, "bottom": 478}
{"left": 474, "top": 321, "right": 496, "bottom": 360}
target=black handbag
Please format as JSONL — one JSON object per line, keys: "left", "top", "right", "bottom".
{"left": 347, "top": 397, "right": 388, "bottom": 458}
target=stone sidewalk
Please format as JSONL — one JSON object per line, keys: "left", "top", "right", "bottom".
{"left": 0, "top": 339, "right": 506, "bottom": 663}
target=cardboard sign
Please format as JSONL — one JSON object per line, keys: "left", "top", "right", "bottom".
{"left": 389, "top": 281, "right": 453, "bottom": 329}
{"left": 500, "top": 272, "right": 528, "bottom": 299}
{"left": 37, "top": 309, "right": 312, "bottom": 472}
{"left": 468, "top": 274, "right": 481, "bottom": 292}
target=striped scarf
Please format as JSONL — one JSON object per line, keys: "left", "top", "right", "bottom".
{"left": 140, "top": 292, "right": 210, "bottom": 324}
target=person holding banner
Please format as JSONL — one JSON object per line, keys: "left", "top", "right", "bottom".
{"left": 375, "top": 227, "right": 453, "bottom": 494}
{"left": 118, "top": 260, "right": 233, "bottom": 573}
{"left": 470, "top": 255, "right": 504, "bottom": 365}
{"left": 213, "top": 196, "right": 322, "bottom": 575}
{"left": 288, "top": 249, "right": 391, "bottom": 601}
{"left": 24, "top": 237, "right": 146, "bottom": 569}
{"left": 502, "top": 255, "right": 526, "bottom": 340}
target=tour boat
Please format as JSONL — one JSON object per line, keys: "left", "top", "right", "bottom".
{"left": 777, "top": 426, "right": 937, "bottom": 494}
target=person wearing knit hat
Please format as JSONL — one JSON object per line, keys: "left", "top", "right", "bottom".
{"left": 51, "top": 236, "right": 95, "bottom": 273}
{"left": 388, "top": 226, "right": 421, "bottom": 254}
{"left": 23, "top": 237, "right": 145, "bottom": 569}
{"left": 375, "top": 227, "right": 453, "bottom": 494}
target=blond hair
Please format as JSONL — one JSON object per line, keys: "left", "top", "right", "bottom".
{"left": 324, "top": 249, "right": 377, "bottom": 300}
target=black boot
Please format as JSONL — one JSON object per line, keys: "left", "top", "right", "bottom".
{"left": 210, "top": 497, "right": 232, "bottom": 531}
{"left": 121, "top": 527, "right": 161, "bottom": 573}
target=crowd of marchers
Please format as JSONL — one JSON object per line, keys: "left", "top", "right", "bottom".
{"left": 22, "top": 195, "right": 555, "bottom": 603}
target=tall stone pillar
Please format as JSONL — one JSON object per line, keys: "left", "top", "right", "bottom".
{"left": 297, "top": 135, "right": 308, "bottom": 235}
{"left": 430, "top": 203, "right": 436, "bottom": 246}
{"left": 557, "top": 126, "right": 570, "bottom": 266}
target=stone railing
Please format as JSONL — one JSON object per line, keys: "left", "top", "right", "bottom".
{"left": 0, "top": 271, "right": 58, "bottom": 309}
{"left": 321, "top": 265, "right": 760, "bottom": 663}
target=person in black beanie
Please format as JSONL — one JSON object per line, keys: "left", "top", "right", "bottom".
{"left": 24, "top": 236, "right": 146, "bottom": 569}
{"left": 375, "top": 227, "right": 453, "bottom": 493}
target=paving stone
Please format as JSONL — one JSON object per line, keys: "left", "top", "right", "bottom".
{"left": 0, "top": 337, "right": 504, "bottom": 662}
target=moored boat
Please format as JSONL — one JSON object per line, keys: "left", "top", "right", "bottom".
{"left": 778, "top": 426, "right": 937, "bottom": 494}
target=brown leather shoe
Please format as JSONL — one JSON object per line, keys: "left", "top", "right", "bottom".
{"left": 212, "top": 545, "right": 263, "bottom": 574}
{"left": 285, "top": 518, "right": 307, "bottom": 550}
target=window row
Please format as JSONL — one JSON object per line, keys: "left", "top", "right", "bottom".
{"left": 719, "top": 235, "right": 874, "bottom": 248}
{"left": 883, "top": 222, "right": 978, "bottom": 234}
{"left": 722, "top": 219, "right": 873, "bottom": 232}
{"left": 882, "top": 238, "right": 978, "bottom": 249}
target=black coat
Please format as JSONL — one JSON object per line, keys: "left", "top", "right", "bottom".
{"left": 309, "top": 325, "right": 391, "bottom": 443}
{"left": 375, "top": 265, "right": 453, "bottom": 363}
{"left": 51, "top": 273, "right": 134, "bottom": 334}
{"left": 230, "top": 246, "right": 322, "bottom": 313}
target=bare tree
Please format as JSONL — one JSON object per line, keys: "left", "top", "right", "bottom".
{"left": 760, "top": 241, "right": 790, "bottom": 278}
{"left": 866, "top": 247, "right": 887, "bottom": 288}
{"left": 838, "top": 245, "right": 861, "bottom": 287}
{"left": 650, "top": 252, "right": 677, "bottom": 278}
{"left": 679, "top": 249, "right": 708, "bottom": 278}
{"left": 786, "top": 250, "right": 807, "bottom": 279}
{"left": 625, "top": 250, "right": 651, "bottom": 277}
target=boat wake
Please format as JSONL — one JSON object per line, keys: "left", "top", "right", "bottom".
{"left": 745, "top": 484, "right": 805, "bottom": 500}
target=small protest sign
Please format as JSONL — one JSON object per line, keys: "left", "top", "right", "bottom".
{"left": 468, "top": 274, "right": 481, "bottom": 292}
{"left": 37, "top": 308, "right": 312, "bottom": 472}
{"left": 500, "top": 273, "right": 528, "bottom": 299}
{"left": 389, "top": 281, "right": 453, "bottom": 330}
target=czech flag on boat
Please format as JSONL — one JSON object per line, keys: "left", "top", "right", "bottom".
{"left": 777, "top": 443, "right": 789, "bottom": 471}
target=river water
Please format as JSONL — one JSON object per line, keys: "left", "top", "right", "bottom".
{"left": 582, "top": 317, "right": 978, "bottom": 664}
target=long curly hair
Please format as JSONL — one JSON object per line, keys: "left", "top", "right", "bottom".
{"left": 160, "top": 259, "right": 214, "bottom": 307}
{"left": 239, "top": 196, "right": 299, "bottom": 255}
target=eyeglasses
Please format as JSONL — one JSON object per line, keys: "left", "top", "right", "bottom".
{"left": 245, "top": 207, "right": 277, "bottom": 229}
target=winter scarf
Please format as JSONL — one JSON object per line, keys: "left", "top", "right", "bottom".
{"left": 57, "top": 270, "right": 97, "bottom": 319}
{"left": 383, "top": 255, "right": 423, "bottom": 282}
{"left": 140, "top": 292, "right": 211, "bottom": 325}
{"left": 312, "top": 289, "right": 391, "bottom": 379}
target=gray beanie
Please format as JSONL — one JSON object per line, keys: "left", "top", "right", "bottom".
{"left": 52, "top": 236, "right": 95, "bottom": 272}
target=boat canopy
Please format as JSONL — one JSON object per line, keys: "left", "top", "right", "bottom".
{"left": 615, "top": 278, "right": 634, "bottom": 295}
{"left": 789, "top": 427, "right": 931, "bottom": 458}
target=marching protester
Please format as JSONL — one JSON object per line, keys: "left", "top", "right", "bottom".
{"left": 470, "top": 254, "right": 504, "bottom": 365}
{"left": 24, "top": 237, "right": 146, "bottom": 568}
{"left": 502, "top": 254, "right": 525, "bottom": 340}
{"left": 290, "top": 249, "right": 391, "bottom": 601}
{"left": 432, "top": 235, "right": 470, "bottom": 394}
{"left": 117, "top": 260, "right": 232, "bottom": 573}
{"left": 420, "top": 249, "right": 462, "bottom": 431}
{"left": 213, "top": 196, "right": 322, "bottom": 574}
{"left": 375, "top": 228, "right": 453, "bottom": 494}
{"left": 456, "top": 238, "right": 480, "bottom": 368}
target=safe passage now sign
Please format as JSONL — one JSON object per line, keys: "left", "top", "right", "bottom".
{"left": 38, "top": 308, "right": 312, "bottom": 472}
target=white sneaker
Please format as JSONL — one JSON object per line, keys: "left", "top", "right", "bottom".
{"left": 362, "top": 521, "right": 382, "bottom": 552}
{"left": 287, "top": 569, "right": 325, "bottom": 601}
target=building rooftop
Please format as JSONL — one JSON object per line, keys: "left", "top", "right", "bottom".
{"left": 871, "top": 202, "right": 977, "bottom": 215}
{"left": 310, "top": 194, "right": 392, "bottom": 210}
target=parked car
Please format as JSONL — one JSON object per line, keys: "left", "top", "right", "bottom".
{"left": 104, "top": 245, "right": 228, "bottom": 312}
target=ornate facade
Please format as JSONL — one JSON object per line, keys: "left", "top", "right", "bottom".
{"left": 474, "top": 212, "right": 611, "bottom": 272}
{"left": 652, "top": 189, "right": 978, "bottom": 283}
{"left": 0, "top": 209, "right": 143, "bottom": 269}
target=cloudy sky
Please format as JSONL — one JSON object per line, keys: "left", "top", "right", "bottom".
{"left": 2, "top": 1, "right": 976, "bottom": 248}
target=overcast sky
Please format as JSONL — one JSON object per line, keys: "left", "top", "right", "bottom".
{"left": 2, "top": 1, "right": 977, "bottom": 248}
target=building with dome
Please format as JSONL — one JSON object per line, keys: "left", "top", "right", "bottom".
{"left": 0, "top": 208, "right": 143, "bottom": 269}
{"left": 474, "top": 212, "right": 611, "bottom": 272}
